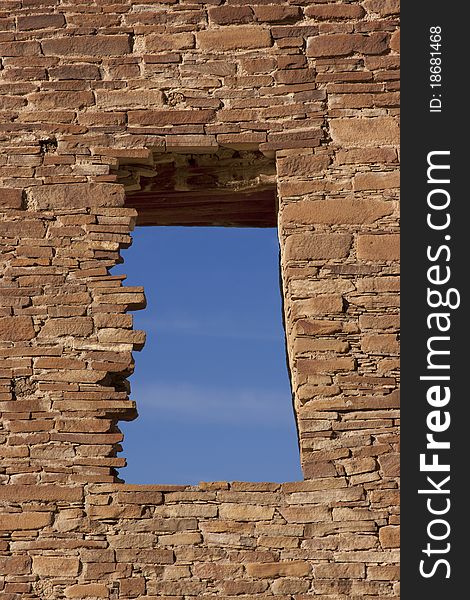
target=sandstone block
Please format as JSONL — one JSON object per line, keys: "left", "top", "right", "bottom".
{"left": 0, "top": 41, "right": 40, "bottom": 56}
{"left": 282, "top": 198, "right": 394, "bottom": 225}
{"left": 277, "top": 154, "right": 330, "bottom": 177}
{"left": 0, "top": 555, "right": 31, "bottom": 575}
{"left": 39, "top": 317, "right": 93, "bottom": 338}
{"left": 391, "top": 29, "right": 400, "bottom": 53}
{"left": 0, "top": 220, "right": 45, "bottom": 238}
{"left": 306, "top": 4, "right": 366, "bottom": 19}
{"left": 292, "top": 295, "right": 344, "bottom": 316}
{"left": 18, "top": 13, "right": 66, "bottom": 30}
{"left": 145, "top": 33, "right": 194, "bottom": 52}
{"left": 279, "top": 506, "right": 331, "bottom": 523}
{"left": 296, "top": 319, "right": 342, "bottom": 335}
{"left": 0, "top": 317, "right": 35, "bottom": 341}
{"left": 307, "top": 33, "right": 388, "bottom": 57}
{"left": 379, "top": 453, "right": 400, "bottom": 477}
{"left": 297, "top": 357, "right": 356, "bottom": 374}
{"left": 361, "top": 334, "right": 399, "bottom": 354}
{"left": 353, "top": 171, "right": 400, "bottom": 191}
{"left": 379, "top": 525, "right": 400, "bottom": 548}
{"left": 95, "top": 90, "right": 164, "bottom": 109}
{"left": 29, "top": 183, "right": 124, "bottom": 210}
{"left": 315, "top": 562, "right": 365, "bottom": 578}
{"left": 65, "top": 584, "right": 109, "bottom": 598}
{"left": 41, "top": 35, "right": 131, "bottom": 56}
{"left": 193, "top": 562, "right": 242, "bottom": 579}
{"left": 364, "top": 0, "right": 400, "bottom": 16}
{"left": 357, "top": 234, "right": 400, "bottom": 260}
{"left": 219, "top": 504, "right": 275, "bottom": 521}
{"left": 0, "top": 485, "right": 82, "bottom": 502}
{"left": 209, "top": 6, "right": 253, "bottom": 25}
{"left": 196, "top": 27, "right": 272, "bottom": 51}
{"left": 0, "top": 512, "right": 52, "bottom": 530}
{"left": 246, "top": 560, "right": 311, "bottom": 577}
{"left": 254, "top": 6, "right": 301, "bottom": 22}
{"left": 128, "top": 109, "right": 215, "bottom": 127}
{"left": 330, "top": 117, "right": 399, "bottom": 146}
{"left": 49, "top": 64, "right": 101, "bottom": 80}
{"left": 270, "top": 578, "right": 309, "bottom": 593}
{"left": 0, "top": 188, "right": 23, "bottom": 209}
{"left": 368, "top": 565, "right": 400, "bottom": 580}
{"left": 33, "top": 556, "right": 80, "bottom": 576}
{"left": 285, "top": 233, "right": 352, "bottom": 261}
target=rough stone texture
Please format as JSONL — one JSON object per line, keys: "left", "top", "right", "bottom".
{"left": 0, "top": 1, "right": 400, "bottom": 598}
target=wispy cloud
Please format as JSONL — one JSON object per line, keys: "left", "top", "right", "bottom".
{"left": 129, "top": 381, "right": 294, "bottom": 427}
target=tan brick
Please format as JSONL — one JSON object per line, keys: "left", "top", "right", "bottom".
{"left": 271, "top": 578, "right": 310, "bottom": 593}
{"left": 95, "top": 90, "right": 164, "bottom": 108}
{"left": 0, "top": 41, "right": 41, "bottom": 56}
{"left": 38, "top": 317, "right": 93, "bottom": 338}
{"left": 0, "top": 317, "right": 35, "bottom": 341}
{"left": 193, "top": 562, "right": 242, "bottom": 579}
{"left": 335, "top": 147, "right": 398, "bottom": 165}
{"left": 307, "top": 33, "right": 389, "bottom": 57}
{"left": 0, "top": 512, "right": 52, "bottom": 531}
{"left": 35, "top": 357, "right": 85, "bottom": 370}
{"left": 0, "top": 220, "right": 45, "bottom": 238}
{"left": 221, "top": 580, "right": 268, "bottom": 594}
{"left": 379, "top": 453, "right": 400, "bottom": 477}
{"left": 65, "top": 584, "right": 109, "bottom": 598}
{"left": 379, "top": 525, "right": 400, "bottom": 548}
{"left": 128, "top": 109, "right": 215, "bottom": 127}
{"left": 368, "top": 565, "right": 400, "bottom": 580}
{"left": 361, "top": 334, "right": 399, "bottom": 354}
{"left": 285, "top": 233, "right": 352, "bottom": 261}
{"left": 209, "top": 6, "right": 253, "bottom": 24}
{"left": 297, "top": 357, "right": 356, "bottom": 374}
{"left": 353, "top": 170, "right": 400, "bottom": 191}
{"left": 279, "top": 506, "right": 331, "bottom": 523}
{"left": 49, "top": 64, "right": 101, "bottom": 80}
{"left": 292, "top": 295, "right": 344, "bottom": 317}
{"left": 364, "top": 0, "right": 400, "bottom": 16}
{"left": 330, "top": 117, "right": 399, "bottom": 146}
{"left": 41, "top": 35, "right": 131, "bottom": 56}
{"left": 197, "top": 27, "right": 272, "bottom": 51}
{"left": 158, "top": 532, "right": 202, "bottom": 546}
{"left": 306, "top": 4, "right": 366, "bottom": 19}
{"left": 33, "top": 556, "right": 80, "bottom": 576}
{"left": 0, "top": 188, "right": 23, "bottom": 209}
{"left": 145, "top": 33, "right": 194, "bottom": 52}
{"left": 0, "top": 485, "right": 82, "bottom": 502}
{"left": 359, "top": 314, "right": 400, "bottom": 330}
{"left": 356, "top": 277, "right": 400, "bottom": 293}
{"left": 296, "top": 319, "right": 342, "bottom": 335}
{"left": 277, "top": 154, "right": 330, "bottom": 177}
{"left": 254, "top": 6, "right": 301, "bottom": 22}
{"left": 282, "top": 198, "right": 394, "bottom": 225}
{"left": 315, "top": 563, "right": 365, "bottom": 578}
{"left": 0, "top": 555, "right": 31, "bottom": 574}
{"left": 357, "top": 234, "right": 400, "bottom": 260}
{"left": 219, "top": 504, "right": 275, "bottom": 521}
{"left": 29, "top": 183, "right": 124, "bottom": 210}
{"left": 246, "top": 560, "right": 311, "bottom": 577}
{"left": 391, "top": 29, "right": 400, "bottom": 53}
{"left": 18, "top": 13, "right": 66, "bottom": 30}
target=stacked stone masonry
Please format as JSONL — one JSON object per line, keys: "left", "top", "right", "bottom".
{"left": 0, "top": 1, "right": 400, "bottom": 598}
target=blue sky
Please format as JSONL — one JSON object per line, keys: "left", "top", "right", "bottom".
{"left": 113, "top": 226, "right": 302, "bottom": 485}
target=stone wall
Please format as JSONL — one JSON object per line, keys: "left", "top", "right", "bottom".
{"left": 0, "top": 1, "right": 400, "bottom": 598}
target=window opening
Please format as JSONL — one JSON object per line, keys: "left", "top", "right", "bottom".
{"left": 112, "top": 149, "right": 302, "bottom": 484}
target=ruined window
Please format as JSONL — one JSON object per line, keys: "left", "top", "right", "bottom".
{"left": 113, "top": 149, "right": 301, "bottom": 484}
